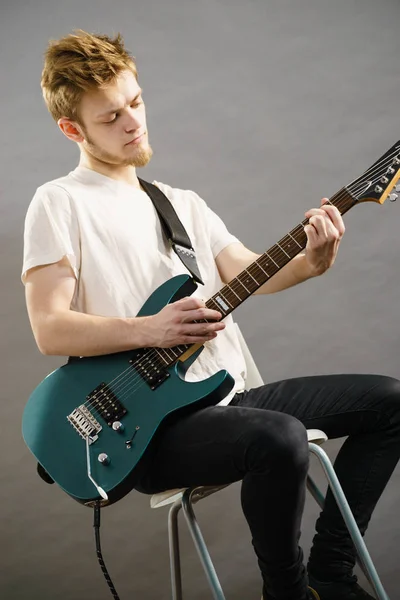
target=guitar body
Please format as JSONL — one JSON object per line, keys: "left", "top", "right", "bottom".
{"left": 22, "top": 274, "right": 235, "bottom": 506}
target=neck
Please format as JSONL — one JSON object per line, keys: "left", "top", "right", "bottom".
{"left": 79, "top": 153, "right": 141, "bottom": 188}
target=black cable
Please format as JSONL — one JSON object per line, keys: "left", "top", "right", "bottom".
{"left": 93, "top": 501, "right": 121, "bottom": 599}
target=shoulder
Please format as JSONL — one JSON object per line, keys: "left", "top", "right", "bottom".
{"left": 25, "top": 178, "right": 76, "bottom": 227}
{"left": 152, "top": 180, "right": 206, "bottom": 208}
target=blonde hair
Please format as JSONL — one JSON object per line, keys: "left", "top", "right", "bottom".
{"left": 41, "top": 29, "right": 138, "bottom": 125}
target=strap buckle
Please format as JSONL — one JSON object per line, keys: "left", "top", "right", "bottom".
{"left": 172, "top": 243, "right": 204, "bottom": 285}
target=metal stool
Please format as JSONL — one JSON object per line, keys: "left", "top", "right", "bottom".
{"left": 151, "top": 325, "right": 389, "bottom": 600}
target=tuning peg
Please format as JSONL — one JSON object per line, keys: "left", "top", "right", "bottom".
{"left": 395, "top": 184, "right": 400, "bottom": 192}
{"left": 389, "top": 193, "right": 398, "bottom": 202}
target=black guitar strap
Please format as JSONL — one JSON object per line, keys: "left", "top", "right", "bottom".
{"left": 138, "top": 178, "right": 204, "bottom": 286}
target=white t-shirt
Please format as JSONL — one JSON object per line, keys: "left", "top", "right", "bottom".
{"left": 22, "top": 166, "right": 247, "bottom": 405}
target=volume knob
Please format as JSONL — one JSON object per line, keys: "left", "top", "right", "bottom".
{"left": 98, "top": 453, "right": 110, "bottom": 465}
{"left": 112, "top": 421, "right": 125, "bottom": 433}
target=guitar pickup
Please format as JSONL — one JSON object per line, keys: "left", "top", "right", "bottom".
{"left": 130, "top": 349, "right": 170, "bottom": 390}
{"left": 86, "top": 383, "right": 128, "bottom": 427}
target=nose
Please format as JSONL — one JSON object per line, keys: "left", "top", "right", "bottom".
{"left": 124, "top": 107, "right": 142, "bottom": 132}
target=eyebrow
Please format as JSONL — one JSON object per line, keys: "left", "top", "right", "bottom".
{"left": 97, "top": 89, "right": 143, "bottom": 118}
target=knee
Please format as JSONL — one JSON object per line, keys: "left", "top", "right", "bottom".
{"left": 247, "top": 413, "right": 309, "bottom": 477}
{"left": 378, "top": 376, "right": 400, "bottom": 423}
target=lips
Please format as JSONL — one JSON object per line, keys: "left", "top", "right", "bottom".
{"left": 126, "top": 132, "right": 145, "bottom": 145}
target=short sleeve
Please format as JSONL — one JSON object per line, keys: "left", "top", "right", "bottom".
{"left": 21, "top": 183, "right": 81, "bottom": 284}
{"left": 203, "top": 203, "right": 241, "bottom": 258}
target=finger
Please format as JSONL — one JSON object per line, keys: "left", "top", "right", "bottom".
{"left": 306, "top": 205, "right": 345, "bottom": 238}
{"left": 304, "top": 222, "right": 318, "bottom": 243}
{"left": 177, "top": 296, "right": 205, "bottom": 309}
{"left": 305, "top": 208, "right": 330, "bottom": 219}
{"left": 318, "top": 204, "right": 345, "bottom": 237}
{"left": 184, "top": 322, "right": 225, "bottom": 334}
{"left": 308, "top": 214, "right": 328, "bottom": 238}
{"left": 182, "top": 332, "right": 218, "bottom": 344}
{"left": 182, "top": 307, "right": 222, "bottom": 323}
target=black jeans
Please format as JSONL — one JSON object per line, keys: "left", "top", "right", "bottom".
{"left": 135, "top": 374, "right": 400, "bottom": 600}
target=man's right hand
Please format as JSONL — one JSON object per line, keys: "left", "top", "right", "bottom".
{"left": 145, "top": 296, "right": 226, "bottom": 348}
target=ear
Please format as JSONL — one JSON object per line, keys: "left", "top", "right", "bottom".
{"left": 58, "top": 117, "right": 85, "bottom": 143}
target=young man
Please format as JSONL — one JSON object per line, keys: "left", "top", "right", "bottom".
{"left": 22, "top": 30, "right": 400, "bottom": 600}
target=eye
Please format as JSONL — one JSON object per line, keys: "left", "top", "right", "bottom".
{"left": 105, "top": 115, "right": 119, "bottom": 124}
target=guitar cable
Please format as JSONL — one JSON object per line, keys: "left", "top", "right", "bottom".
{"left": 93, "top": 501, "right": 121, "bottom": 599}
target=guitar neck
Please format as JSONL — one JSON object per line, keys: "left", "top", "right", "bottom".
{"left": 205, "top": 186, "right": 357, "bottom": 317}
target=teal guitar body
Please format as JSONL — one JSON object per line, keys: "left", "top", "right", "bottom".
{"left": 22, "top": 274, "right": 235, "bottom": 506}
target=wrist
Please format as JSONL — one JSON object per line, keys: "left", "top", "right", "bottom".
{"left": 297, "top": 253, "right": 320, "bottom": 279}
{"left": 130, "top": 315, "right": 157, "bottom": 348}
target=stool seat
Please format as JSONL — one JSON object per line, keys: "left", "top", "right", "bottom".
{"left": 150, "top": 428, "right": 328, "bottom": 509}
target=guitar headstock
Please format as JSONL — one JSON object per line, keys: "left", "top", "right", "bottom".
{"left": 349, "top": 141, "right": 400, "bottom": 204}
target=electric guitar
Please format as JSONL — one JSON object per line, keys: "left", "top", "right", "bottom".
{"left": 22, "top": 140, "right": 400, "bottom": 506}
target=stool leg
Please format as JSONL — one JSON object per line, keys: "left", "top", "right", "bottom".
{"left": 306, "top": 473, "right": 325, "bottom": 508}
{"left": 181, "top": 489, "right": 226, "bottom": 600}
{"left": 168, "top": 500, "right": 183, "bottom": 600}
{"left": 308, "top": 443, "right": 389, "bottom": 600}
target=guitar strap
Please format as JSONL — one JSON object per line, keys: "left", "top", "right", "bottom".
{"left": 37, "top": 176, "right": 205, "bottom": 485}
{"left": 138, "top": 178, "right": 204, "bottom": 285}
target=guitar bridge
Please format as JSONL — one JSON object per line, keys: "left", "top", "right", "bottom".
{"left": 67, "top": 405, "right": 102, "bottom": 443}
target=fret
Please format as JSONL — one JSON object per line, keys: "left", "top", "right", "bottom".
{"left": 228, "top": 285, "right": 243, "bottom": 302}
{"left": 214, "top": 293, "right": 231, "bottom": 312}
{"left": 280, "top": 235, "right": 302, "bottom": 257}
{"left": 258, "top": 254, "right": 278, "bottom": 275}
{"left": 288, "top": 232, "right": 302, "bottom": 249}
{"left": 159, "top": 348, "right": 172, "bottom": 364}
{"left": 236, "top": 276, "right": 251, "bottom": 294}
{"left": 266, "top": 251, "right": 280, "bottom": 269}
{"left": 154, "top": 348, "right": 169, "bottom": 365}
{"left": 207, "top": 297, "right": 222, "bottom": 312}
{"left": 244, "top": 268, "right": 259, "bottom": 286}
{"left": 276, "top": 242, "right": 291, "bottom": 259}
{"left": 254, "top": 260, "right": 271, "bottom": 278}
{"left": 226, "top": 277, "right": 247, "bottom": 302}
{"left": 222, "top": 287, "right": 237, "bottom": 307}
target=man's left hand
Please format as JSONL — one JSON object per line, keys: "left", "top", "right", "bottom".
{"left": 303, "top": 198, "right": 345, "bottom": 276}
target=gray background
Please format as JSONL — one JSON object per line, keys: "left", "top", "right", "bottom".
{"left": 1, "top": 0, "right": 400, "bottom": 598}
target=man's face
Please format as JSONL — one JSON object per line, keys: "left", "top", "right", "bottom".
{"left": 77, "top": 69, "right": 153, "bottom": 168}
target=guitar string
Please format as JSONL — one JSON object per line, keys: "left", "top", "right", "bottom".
{"left": 79, "top": 149, "right": 400, "bottom": 421}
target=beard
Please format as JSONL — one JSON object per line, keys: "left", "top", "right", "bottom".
{"left": 82, "top": 130, "right": 153, "bottom": 168}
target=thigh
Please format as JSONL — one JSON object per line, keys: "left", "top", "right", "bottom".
{"left": 235, "top": 373, "right": 400, "bottom": 438}
{"left": 134, "top": 403, "right": 304, "bottom": 494}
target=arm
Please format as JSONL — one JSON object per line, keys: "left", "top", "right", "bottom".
{"left": 25, "top": 257, "right": 225, "bottom": 356}
{"left": 25, "top": 257, "right": 153, "bottom": 356}
{"left": 215, "top": 200, "right": 346, "bottom": 294}
{"left": 215, "top": 243, "right": 315, "bottom": 295}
